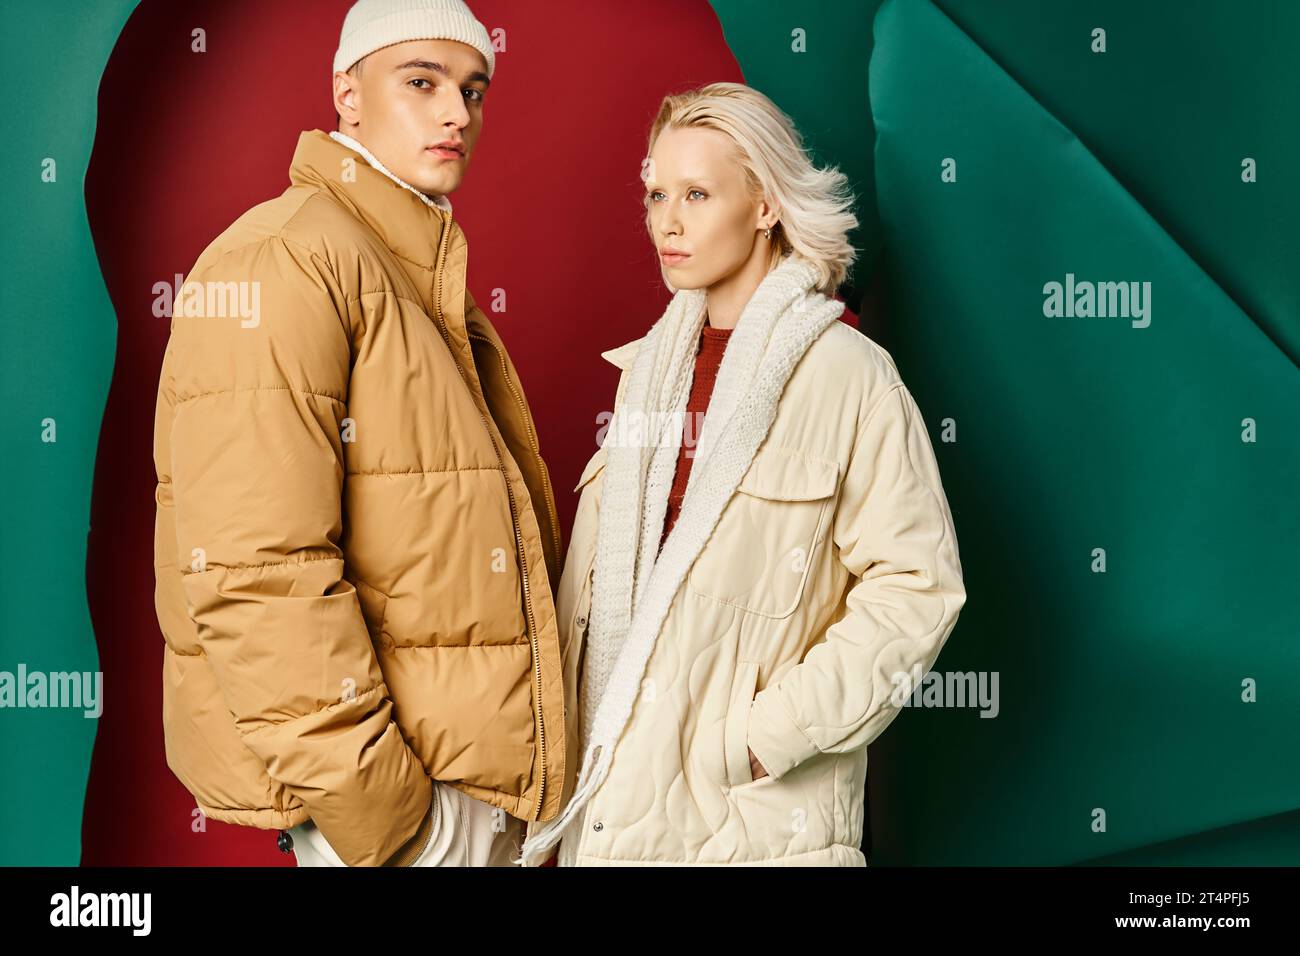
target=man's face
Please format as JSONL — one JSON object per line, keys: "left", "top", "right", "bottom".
{"left": 333, "top": 38, "right": 490, "bottom": 198}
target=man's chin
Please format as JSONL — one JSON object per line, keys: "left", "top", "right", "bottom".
{"left": 409, "top": 164, "right": 463, "bottom": 200}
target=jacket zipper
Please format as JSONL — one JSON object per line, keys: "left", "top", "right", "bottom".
{"left": 466, "top": 330, "right": 563, "bottom": 572}
{"left": 428, "top": 215, "right": 548, "bottom": 820}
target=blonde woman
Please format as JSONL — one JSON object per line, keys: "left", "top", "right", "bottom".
{"left": 516, "top": 83, "right": 966, "bottom": 867}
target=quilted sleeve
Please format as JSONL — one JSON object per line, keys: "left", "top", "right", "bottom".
{"left": 165, "top": 235, "right": 432, "bottom": 866}
{"left": 745, "top": 381, "right": 966, "bottom": 778}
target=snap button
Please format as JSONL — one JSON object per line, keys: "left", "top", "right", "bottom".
{"left": 576, "top": 616, "right": 587, "bottom": 629}
{"left": 276, "top": 830, "right": 294, "bottom": 854}
{"left": 592, "top": 822, "right": 603, "bottom": 832}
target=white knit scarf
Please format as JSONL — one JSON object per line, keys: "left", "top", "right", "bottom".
{"left": 514, "top": 254, "right": 845, "bottom": 865}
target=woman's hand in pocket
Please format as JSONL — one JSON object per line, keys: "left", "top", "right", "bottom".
{"left": 748, "top": 747, "right": 770, "bottom": 781}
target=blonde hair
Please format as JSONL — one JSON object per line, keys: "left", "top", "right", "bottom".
{"left": 643, "top": 82, "right": 859, "bottom": 296}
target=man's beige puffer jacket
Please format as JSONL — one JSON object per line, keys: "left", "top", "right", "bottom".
{"left": 153, "top": 129, "right": 567, "bottom": 867}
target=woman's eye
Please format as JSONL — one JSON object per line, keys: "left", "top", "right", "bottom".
{"left": 649, "top": 191, "right": 665, "bottom": 202}
{"left": 687, "top": 189, "right": 706, "bottom": 200}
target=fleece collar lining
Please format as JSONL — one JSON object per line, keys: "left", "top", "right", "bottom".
{"left": 328, "top": 130, "right": 453, "bottom": 214}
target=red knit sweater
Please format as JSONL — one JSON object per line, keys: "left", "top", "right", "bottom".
{"left": 661, "top": 324, "right": 733, "bottom": 545}
{"left": 539, "top": 323, "right": 733, "bottom": 868}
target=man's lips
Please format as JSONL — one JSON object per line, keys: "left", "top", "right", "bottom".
{"left": 427, "top": 143, "right": 464, "bottom": 159}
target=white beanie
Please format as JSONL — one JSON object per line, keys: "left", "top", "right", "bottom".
{"left": 333, "top": 0, "right": 495, "bottom": 77}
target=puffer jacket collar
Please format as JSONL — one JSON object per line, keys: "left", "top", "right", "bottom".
{"left": 288, "top": 128, "right": 483, "bottom": 386}
{"left": 288, "top": 128, "right": 452, "bottom": 277}
{"left": 327, "top": 130, "right": 453, "bottom": 214}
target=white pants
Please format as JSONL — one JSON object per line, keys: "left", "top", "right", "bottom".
{"left": 287, "top": 782, "right": 523, "bottom": 867}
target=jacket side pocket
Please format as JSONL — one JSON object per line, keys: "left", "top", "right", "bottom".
{"left": 724, "top": 661, "right": 760, "bottom": 788}
{"left": 390, "top": 784, "right": 440, "bottom": 867}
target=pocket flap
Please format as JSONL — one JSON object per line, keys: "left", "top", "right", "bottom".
{"left": 736, "top": 447, "right": 838, "bottom": 502}
{"left": 573, "top": 445, "right": 609, "bottom": 492}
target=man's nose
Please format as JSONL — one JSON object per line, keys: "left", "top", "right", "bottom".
{"left": 438, "top": 87, "right": 470, "bottom": 129}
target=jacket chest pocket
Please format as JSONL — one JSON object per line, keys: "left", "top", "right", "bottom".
{"left": 688, "top": 447, "right": 839, "bottom": 619}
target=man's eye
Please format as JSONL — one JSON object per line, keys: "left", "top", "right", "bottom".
{"left": 464, "top": 88, "right": 485, "bottom": 103}
{"left": 409, "top": 78, "right": 431, "bottom": 89}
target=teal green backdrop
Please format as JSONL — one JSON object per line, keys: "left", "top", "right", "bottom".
{"left": 863, "top": 0, "right": 1298, "bottom": 865}
{"left": 0, "top": 0, "right": 137, "bottom": 867}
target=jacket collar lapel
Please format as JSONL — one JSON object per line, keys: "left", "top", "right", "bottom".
{"left": 288, "top": 129, "right": 479, "bottom": 376}
{"left": 288, "top": 129, "right": 451, "bottom": 275}
{"left": 327, "top": 130, "right": 454, "bottom": 214}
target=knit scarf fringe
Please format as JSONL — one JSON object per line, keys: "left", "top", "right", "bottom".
{"left": 513, "top": 254, "right": 844, "bottom": 865}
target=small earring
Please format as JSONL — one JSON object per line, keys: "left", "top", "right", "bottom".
{"left": 763, "top": 227, "right": 771, "bottom": 239}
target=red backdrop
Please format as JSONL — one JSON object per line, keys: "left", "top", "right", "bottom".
{"left": 82, "top": 0, "right": 855, "bottom": 864}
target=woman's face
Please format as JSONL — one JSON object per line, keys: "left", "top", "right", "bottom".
{"left": 644, "top": 126, "right": 773, "bottom": 290}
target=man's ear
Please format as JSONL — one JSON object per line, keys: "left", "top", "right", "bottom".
{"left": 333, "top": 69, "right": 361, "bottom": 126}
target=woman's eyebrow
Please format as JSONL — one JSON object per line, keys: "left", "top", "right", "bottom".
{"left": 645, "top": 176, "right": 716, "bottom": 189}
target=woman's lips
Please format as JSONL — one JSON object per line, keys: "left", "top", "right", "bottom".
{"left": 660, "top": 251, "right": 691, "bottom": 265}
